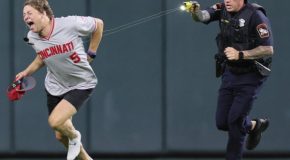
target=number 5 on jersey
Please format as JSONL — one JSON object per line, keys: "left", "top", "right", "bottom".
{"left": 70, "top": 52, "right": 80, "bottom": 63}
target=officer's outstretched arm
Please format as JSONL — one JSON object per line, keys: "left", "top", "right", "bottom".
{"left": 187, "top": 1, "right": 210, "bottom": 22}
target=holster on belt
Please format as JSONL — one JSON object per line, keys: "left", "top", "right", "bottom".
{"left": 215, "top": 54, "right": 226, "bottom": 78}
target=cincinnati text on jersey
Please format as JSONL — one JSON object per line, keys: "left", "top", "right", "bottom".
{"left": 37, "top": 41, "right": 74, "bottom": 60}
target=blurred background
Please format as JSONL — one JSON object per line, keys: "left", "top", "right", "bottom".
{"left": 0, "top": 0, "right": 289, "bottom": 159}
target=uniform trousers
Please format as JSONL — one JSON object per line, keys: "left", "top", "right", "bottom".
{"left": 216, "top": 67, "right": 267, "bottom": 160}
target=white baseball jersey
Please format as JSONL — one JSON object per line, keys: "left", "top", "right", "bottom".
{"left": 27, "top": 16, "right": 98, "bottom": 96}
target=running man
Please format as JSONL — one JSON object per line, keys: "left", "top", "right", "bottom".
{"left": 17, "top": 0, "right": 103, "bottom": 159}
{"left": 188, "top": 0, "right": 273, "bottom": 159}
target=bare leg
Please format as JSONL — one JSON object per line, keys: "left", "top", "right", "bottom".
{"left": 48, "top": 99, "right": 77, "bottom": 139}
{"left": 55, "top": 131, "right": 68, "bottom": 148}
{"left": 49, "top": 99, "right": 92, "bottom": 160}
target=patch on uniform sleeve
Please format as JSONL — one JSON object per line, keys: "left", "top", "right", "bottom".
{"left": 211, "top": 3, "right": 222, "bottom": 11}
{"left": 256, "top": 23, "right": 270, "bottom": 38}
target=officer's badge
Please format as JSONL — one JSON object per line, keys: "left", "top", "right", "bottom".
{"left": 239, "top": 19, "right": 245, "bottom": 27}
{"left": 257, "top": 23, "right": 270, "bottom": 38}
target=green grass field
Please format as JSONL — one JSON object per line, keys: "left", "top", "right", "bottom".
{"left": 1, "top": 158, "right": 289, "bottom": 160}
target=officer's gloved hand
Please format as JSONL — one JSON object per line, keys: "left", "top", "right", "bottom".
{"left": 189, "top": 1, "right": 200, "bottom": 14}
{"left": 181, "top": 1, "right": 200, "bottom": 13}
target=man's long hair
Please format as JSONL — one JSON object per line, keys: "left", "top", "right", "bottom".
{"left": 24, "top": 0, "right": 54, "bottom": 19}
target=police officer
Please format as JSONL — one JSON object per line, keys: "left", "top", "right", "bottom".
{"left": 188, "top": 0, "right": 274, "bottom": 159}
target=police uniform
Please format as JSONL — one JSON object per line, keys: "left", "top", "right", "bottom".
{"left": 204, "top": 2, "right": 273, "bottom": 160}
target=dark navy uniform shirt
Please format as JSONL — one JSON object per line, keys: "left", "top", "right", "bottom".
{"left": 205, "top": 3, "right": 274, "bottom": 47}
{"left": 204, "top": 3, "right": 274, "bottom": 83}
